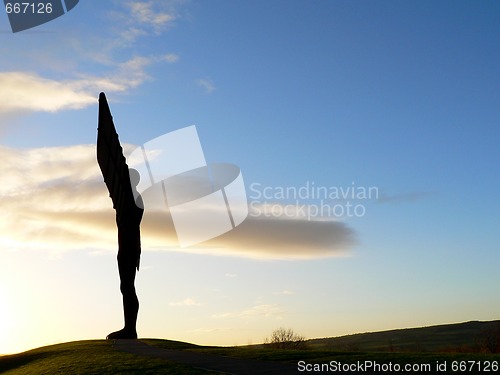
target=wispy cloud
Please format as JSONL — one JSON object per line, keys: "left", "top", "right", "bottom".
{"left": 212, "top": 304, "right": 284, "bottom": 319}
{"left": 106, "top": 1, "right": 179, "bottom": 46}
{"left": 162, "top": 53, "right": 180, "bottom": 63}
{"left": 377, "top": 191, "right": 434, "bottom": 204}
{"left": 0, "top": 2, "right": 183, "bottom": 117}
{"left": 0, "top": 72, "right": 95, "bottom": 114}
{"left": 275, "top": 290, "right": 294, "bottom": 296}
{"left": 0, "top": 55, "right": 168, "bottom": 115}
{"left": 188, "top": 327, "right": 233, "bottom": 334}
{"left": 126, "top": 1, "right": 176, "bottom": 34}
{"left": 169, "top": 298, "right": 202, "bottom": 307}
{"left": 196, "top": 78, "right": 216, "bottom": 94}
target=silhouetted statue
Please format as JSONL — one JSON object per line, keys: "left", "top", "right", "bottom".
{"left": 97, "top": 92, "right": 144, "bottom": 339}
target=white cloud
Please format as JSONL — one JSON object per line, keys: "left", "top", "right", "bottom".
{"left": 196, "top": 78, "right": 216, "bottom": 94}
{"left": 137, "top": 199, "right": 355, "bottom": 259}
{"left": 0, "top": 73, "right": 95, "bottom": 114}
{"left": 212, "top": 304, "right": 284, "bottom": 319}
{"left": 0, "top": 1, "right": 185, "bottom": 118}
{"left": 198, "top": 215, "right": 356, "bottom": 260}
{"left": 0, "top": 56, "right": 159, "bottom": 115}
{"left": 169, "top": 298, "right": 202, "bottom": 307}
{"left": 275, "top": 290, "right": 294, "bottom": 296}
{"left": 127, "top": 1, "right": 175, "bottom": 32}
{"left": 0, "top": 145, "right": 113, "bottom": 252}
{"left": 119, "top": 27, "right": 148, "bottom": 43}
{"left": 0, "top": 144, "right": 356, "bottom": 259}
{"left": 162, "top": 53, "right": 180, "bottom": 63}
{"left": 188, "top": 327, "right": 232, "bottom": 334}
{"left": 112, "top": 1, "right": 177, "bottom": 44}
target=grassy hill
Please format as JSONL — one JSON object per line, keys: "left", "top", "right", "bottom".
{"left": 0, "top": 340, "right": 207, "bottom": 374}
{"left": 1, "top": 320, "right": 498, "bottom": 374}
{"left": 306, "top": 320, "right": 500, "bottom": 353}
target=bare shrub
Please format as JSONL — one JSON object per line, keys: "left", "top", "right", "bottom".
{"left": 265, "top": 327, "right": 307, "bottom": 350}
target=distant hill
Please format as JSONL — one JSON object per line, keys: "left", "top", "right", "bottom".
{"left": 307, "top": 320, "right": 500, "bottom": 353}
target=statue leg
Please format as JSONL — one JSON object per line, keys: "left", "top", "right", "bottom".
{"left": 120, "top": 258, "right": 139, "bottom": 335}
{"left": 106, "top": 254, "right": 139, "bottom": 339}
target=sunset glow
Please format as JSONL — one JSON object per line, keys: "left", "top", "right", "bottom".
{"left": 1, "top": 0, "right": 499, "bottom": 355}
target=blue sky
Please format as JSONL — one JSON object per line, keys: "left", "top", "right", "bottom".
{"left": 0, "top": 0, "right": 499, "bottom": 354}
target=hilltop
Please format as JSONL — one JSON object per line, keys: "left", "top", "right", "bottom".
{"left": 1, "top": 320, "right": 498, "bottom": 374}
{"left": 306, "top": 320, "right": 500, "bottom": 353}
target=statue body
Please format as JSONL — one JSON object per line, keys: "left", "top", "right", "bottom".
{"left": 97, "top": 92, "right": 143, "bottom": 339}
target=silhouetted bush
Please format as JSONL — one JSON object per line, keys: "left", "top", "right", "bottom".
{"left": 265, "top": 327, "right": 307, "bottom": 350}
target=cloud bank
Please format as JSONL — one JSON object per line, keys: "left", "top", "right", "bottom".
{"left": 0, "top": 145, "right": 356, "bottom": 259}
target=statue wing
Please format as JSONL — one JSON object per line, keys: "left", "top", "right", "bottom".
{"left": 97, "top": 92, "right": 134, "bottom": 219}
